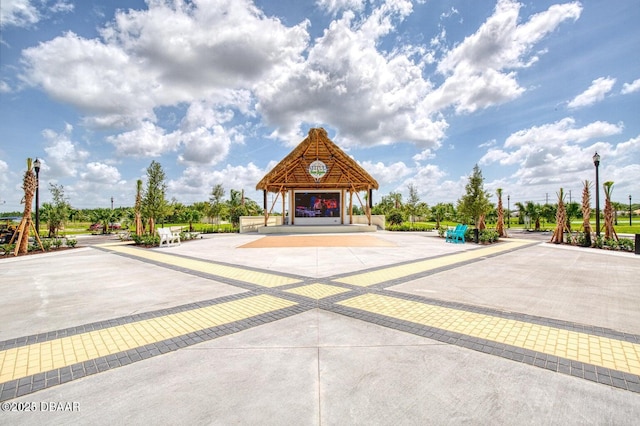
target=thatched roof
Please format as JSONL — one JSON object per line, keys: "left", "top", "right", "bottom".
{"left": 256, "top": 128, "right": 379, "bottom": 193}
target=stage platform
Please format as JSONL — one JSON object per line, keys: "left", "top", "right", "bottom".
{"left": 257, "top": 224, "right": 377, "bottom": 234}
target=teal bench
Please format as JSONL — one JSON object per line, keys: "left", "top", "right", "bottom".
{"left": 445, "top": 224, "right": 467, "bottom": 244}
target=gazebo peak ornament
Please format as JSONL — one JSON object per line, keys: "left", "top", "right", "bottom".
{"left": 308, "top": 160, "right": 328, "bottom": 181}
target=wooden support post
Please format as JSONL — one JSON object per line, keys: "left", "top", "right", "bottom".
{"left": 282, "top": 190, "right": 286, "bottom": 225}
{"left": 290, "top": 190, "right": 295, "bottom": 225}
{"left": 263, "top": 190, "right": 268, "bottom": 226}
{"left": 368, "top": 188, "right": 373, "bottom": 226}
{"left": 341, "top": 188, "right": 345, "bottom": 224}
{"left": 349, "top": 190, "right": 353, "bottom": 224}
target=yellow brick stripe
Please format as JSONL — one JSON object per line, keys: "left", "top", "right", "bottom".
{"left": 103, "top": 245, "right": 301, "bottom": 288}
{"left": 0, "top": 295, "right": 296, "bottom": 384}
{"left": 284, "top": 283, "right": 351, "bottom": 300}
{"left": 338, "top": 293, "right": 640, "bottom": 375}
{"left": 335, "top": 239, "right": 534, "bottom": 287}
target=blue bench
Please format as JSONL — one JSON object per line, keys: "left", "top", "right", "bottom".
{"left": 445, "top": 224, "right": 467, "bottom": 244}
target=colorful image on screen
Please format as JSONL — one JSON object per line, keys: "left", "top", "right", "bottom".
{"left": 294, "top": 192, "right": 340, "bottom": 218}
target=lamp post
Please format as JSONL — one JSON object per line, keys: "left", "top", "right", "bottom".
{"left": 630, "top": 195, "right": 633, "bottom": 227}
{"left": 593, "top": 152, "right": 600, "bottom": 237}
{"left": 34, "top": 158, "right": 41, "bottom": 236}
{"left": 507, "top": 195, "right": 510, "bottom": 228}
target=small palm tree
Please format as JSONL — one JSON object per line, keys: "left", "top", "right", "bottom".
{"left": 581, "top": 180, "right": 592, "bottom": 247}
{"left": 603, "top": 181, "right": 618, "bottom": 241}
{"left": 134, "top": 179, "right": 143, "bottom": 236}
{"left": 182, "top": 208, "right": 202, "bottom": 232}
{"left": 15, "top": 158, "right": 38, "bottom": 254}
{"left": 551, "top": 188, "right": 570, "bottom": 244}
{"left": 496, "top": 188, "right": 507, "bottom": 237}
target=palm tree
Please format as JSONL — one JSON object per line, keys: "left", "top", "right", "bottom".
{"left": 134, "top": 179, "right": 143, "bottom": 236}
{"left": 565, "top": 201, "right": 580, "bottom": 232}
{"left": 551, "top": 188, "right": 569, "bottom": 244}
{"left": 603, "top": 181, "right": 618, "bottom": 241}
{"left": 182, "top": 208, "right": 202, "bottom": 232}
{"left": 496, "top": 188, "right": 507, "bottom": 237}
{"left": 14, "top": 158, "right": 38, "bottom": 254}
{"left": 91, "top": 208, "right": 120, "bottom": 234}
{"left": 580, "top": 180, "right": 592, "bottom": 247}
{"left": 524, "top": 201, "right": 542, "bottom": 231}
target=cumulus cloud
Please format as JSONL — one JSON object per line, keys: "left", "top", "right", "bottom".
{"left": 0, "top": 0, "right": 73, "bottom": 29}
{"left": 0, "top": 160, "right": 9, "bottom": 192}
{"left": 20, "top": 0, "right": 308, "bottom": 127}
{"left": 256, "top": 0, "right": 449, "bottom": 149}
{"left": 479, "top": 117, "right": 625, "bottom": 187}
{"left": 106, "top": 121, "right": 179, "bottom": 158}
{"left": 80, "top": 162, "right": 122, "bottom": 184}
{"left": 316, "top": 0, "right": 365, "bottom": 15}
{"left": 567, "top": 76, "right": 616, "bottom": 109}
{"left": 428, "top": 0, "right": 581, "bottom": 114}
{"left": 621, "top": 78, "right": 640, "bottom": 95}
{"left": 168, "top": 163, "right": 265, "bottom": 203}
{"left": 0, "top": 0, "right": 39, "bottom": 28}
{"left": 359, "top": 160, "right": 412, "bottom": 187}
{"left": 41, "top": 124, "right": 90, "bottom": 178}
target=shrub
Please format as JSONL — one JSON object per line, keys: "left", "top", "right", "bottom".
{"left": 145, "top": 234, "right": 160, "bottom": 246}
{"left": 618, "top": 238, "right": 634, "bottom": 252}
{"left": 387, "top": 223, "right": 434, "bottom": 232}
{"left": 41, "top": 239, "right": 52, "bottom": 251}
{"left": 479, "top": 229, "right": 499, "bottom": 243}
{"left": 437, "top": 226, "right": 446, "bottom": 238}
{"left": 1, "top": 243, "right": 16, "bottom": 255}
{"left": 386, "top": 209, "right": 405, "bottom": 226}
{"left": 66, "top": 238, "right": 77, "bottom": 248}
{"left": 52, "top": 238, "right": 63, "bottom": 249}
{"left": 593, "top": 235, "right": 604, "bottom": 249}
{"left": 603, "top": 238, "right": 619, "bottom": 250}
{"left": 575, "top": 232, "right": 589, "bottom": 247}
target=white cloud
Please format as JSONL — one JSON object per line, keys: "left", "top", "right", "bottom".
{"left": 0, "top": 0, "right": 73, "bottom": 29}
{"left": 106, "top": 121, "right": 179, "bottom": 158}
{"left": 316, "top": 0, "right": 365, "bottom": 15}
{"left": 176, "top": 102, "right": 236, "bottom": 165}
{"left": 621, "top": 78, "right": 640, "bottom": 95}
{"left": 428, "top": 0, "right": 582, "bottom": 114}
{"left": 0, "top": 160, "right": 9, "bottom": 194}
{"left": 567, "top": 76, "right": 616, "bottom": 109}
{"left": 168, "top": 163, "right": 265, "bottom": 203}
{"left": 0, "top": 0, "right": 39, "bottom": 28}
{"left": 359, "top": 161, "right": 412, "bottom": 187}
{"left": 256, "top": 1, "right": 449, "bottom": 149}
{"left": 20, "top": 0, "right": 309, "bottom": 130}
{"left": 503, "top": 117, "right": 623, "bottom": 148}
{"left": 479, "top": 117, "right": 626, "bottom": 188}
{"left": 0, "top": 80, "right": 11, "bottom": 93}
{"left": 81, "top": 162, "right": 122, "bottom": 184}
{"left": 41, "top": 124, "right": 90, "bottom": 178}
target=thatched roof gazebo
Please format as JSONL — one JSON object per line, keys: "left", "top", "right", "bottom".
{"left": 256, "top": 128, "right": 378, "bottom": 227}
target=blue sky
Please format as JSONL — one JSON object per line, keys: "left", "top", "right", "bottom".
{"left": 1, "top": 0, "right": 638, "bottom": 213}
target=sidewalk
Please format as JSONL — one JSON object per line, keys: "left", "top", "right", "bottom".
{"left": 1, "top": 232, "right": 639, "bottom": 424}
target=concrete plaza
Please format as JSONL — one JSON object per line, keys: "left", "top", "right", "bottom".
{"left": 0, "top": 230, "right": 639, "bottom": 425}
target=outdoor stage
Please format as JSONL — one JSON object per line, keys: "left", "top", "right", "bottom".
{"left": 257, "top": 224, "right": 377, "bottom": 234}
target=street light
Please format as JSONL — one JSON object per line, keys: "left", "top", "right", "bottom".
{"left": 34, "top": 158, "right": 41, "bottom": 236}
{"left": 593, "top": 152, "right": 600, "bottom": 237}
{"left": 630, "top": 195, "right": 633, "bottom": 227}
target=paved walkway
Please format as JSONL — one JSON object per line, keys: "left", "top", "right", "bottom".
{"left": 1, "top": 232, "right": 639, "bottom": 424}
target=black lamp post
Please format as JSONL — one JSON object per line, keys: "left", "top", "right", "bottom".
{"left": 630, "top": 195, "right": 633, "bottom": 227}
{"left": 34, "top": 158, "right": 41, "bottom": 236}
{"left": 593, "top": 152, "right": 600, "bottom": 237}
{"left": 507, "top": 195, "right": 510, "bottom": 228}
